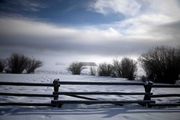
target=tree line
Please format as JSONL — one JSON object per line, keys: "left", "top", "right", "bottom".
{"left": 68, "top": 46, "right": 180, "bottom": 84}
{"left": 0, "top": 46, "right": 179, "bottom": 84}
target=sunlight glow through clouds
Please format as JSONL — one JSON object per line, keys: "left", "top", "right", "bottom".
{"left": 0, "top": 0, "right": 180, "bottom": 64}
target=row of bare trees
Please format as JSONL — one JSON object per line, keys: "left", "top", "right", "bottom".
{"left": 68, "top": 46, "right": 180, "bottom": 84}
{"left": 68, "top": 57, "right": 137, "bottom": 80}
{"left": 98, "top": 58, "right": 137, "bottom": 80}
{"left": 0, "top": 53, "right": 42, "bottom": 74}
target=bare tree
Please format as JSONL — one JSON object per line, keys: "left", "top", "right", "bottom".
{"left": 98, "top": 63, "right": 113, "bottom": 76}
{"left": 90, "top": 66, "right": 96, "bottom": 76}
{"left": 112, "top": 59, "right": 122, "bottom": 77}
{"left": 120, "top": 58, "right": 137, "bottom": 80}
{"left": 5, "top": 53, "right": 43, "bottom": 74}
{"left": 68, "top": 62, "right": 84, "bottom": 75}
{"left": 139, "top": 46, "right": 180, "bottom": 84}
{"left": 26, "top": 58, "right": 42, "bottom": 73}
{"left": 6, "top": 53, "right": 29, "bottom": 73}
{"left": 0, "top": 59, "right": 5, "bottom": 73}
{"left": 111, "top": 58, "right": 137, "bottom": 80}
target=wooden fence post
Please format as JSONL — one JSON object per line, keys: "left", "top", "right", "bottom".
{"left": 52, "top": 79, "right": 61, "bottom": 107}
{"left": 143, "top": 80, "right": 153, "bottom": 107}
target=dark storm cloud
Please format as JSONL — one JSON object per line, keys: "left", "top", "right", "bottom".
{"left": 0, "top": 0, "right": 47, "bottom": 13}
{"left": 0, "top": 35, "right": 171, "bottom": 57}
{"left": 152, "top": 20, "right": 180, "bottom": 38}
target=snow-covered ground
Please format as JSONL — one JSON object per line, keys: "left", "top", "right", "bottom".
{"left": 0, "top": 72, "right": 180, "bottom": 120}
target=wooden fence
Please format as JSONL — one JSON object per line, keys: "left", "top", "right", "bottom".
{"left": 0, "top": 79, "right": 180, "bottom": 108}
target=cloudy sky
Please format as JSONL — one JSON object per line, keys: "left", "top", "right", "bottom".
{"left": 0, "top": 0, "right": 180, "bottom": 66}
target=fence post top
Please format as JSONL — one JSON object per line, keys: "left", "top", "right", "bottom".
{"left": 53, "top": 79, "right": 59, "bottom": 82}
{"left": 53, "top": 79, "right": 60, "bottom": 85}
{"left": 144, "top": 80, "right": 153, "bottom": 86}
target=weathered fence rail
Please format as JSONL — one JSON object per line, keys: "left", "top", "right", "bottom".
{"left": 0, "top": 79, "right": 180, "bottom": 108}
{"left": 0, "top": 81, "right": 53, "bottom": 86}
{"left": 57, "top": 92, "right": 149, "bottom": 95}
{"left": 0, "top": 92, "right": 54, "bottom": 97}
{"left": 0, "top": 81, "right": 54, "bottom": 106}
{"left": 0, "top": 102, "right": 52, "bottom": 106}
{"left": 150, "top": 82, "right": 180, "bottom": 107}
{"left": 58, "top": 81, "right": 144, "bottom": 85}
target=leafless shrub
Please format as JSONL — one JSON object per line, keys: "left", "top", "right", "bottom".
{"left": 6, "top": 53, "right": 42, "bottom": 74}
{"left": 112, "top": 58, "right": 137, "bottom": 80}
{"left": 26, "top": 58, "right": 42, "bottom": 73}
{"left": 90, "top": 66, "right": 96, "bottom": 76}
{"left": 139, "top": 46, "right": 180, "bottom": 84}
{"left": 6, "top": 53, "right": 29, "bottom": 73}
{"left": 112, "top": 59, "right": 122, "bottom": 77}
{"left": 98, "top": 63, "right": 113, "bottom": 76}
{"left": 0, "top": 59, "right": 5, "bottom": 73}
{"left": 120, "top": 58, "right": 137, "bottom": 80}
{"left": 68, "top": 62, "right": 84, "bottom": 75}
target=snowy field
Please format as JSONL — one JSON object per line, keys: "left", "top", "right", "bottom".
{"left": 0, "top": 72, "right": 180, "bottom": 120}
